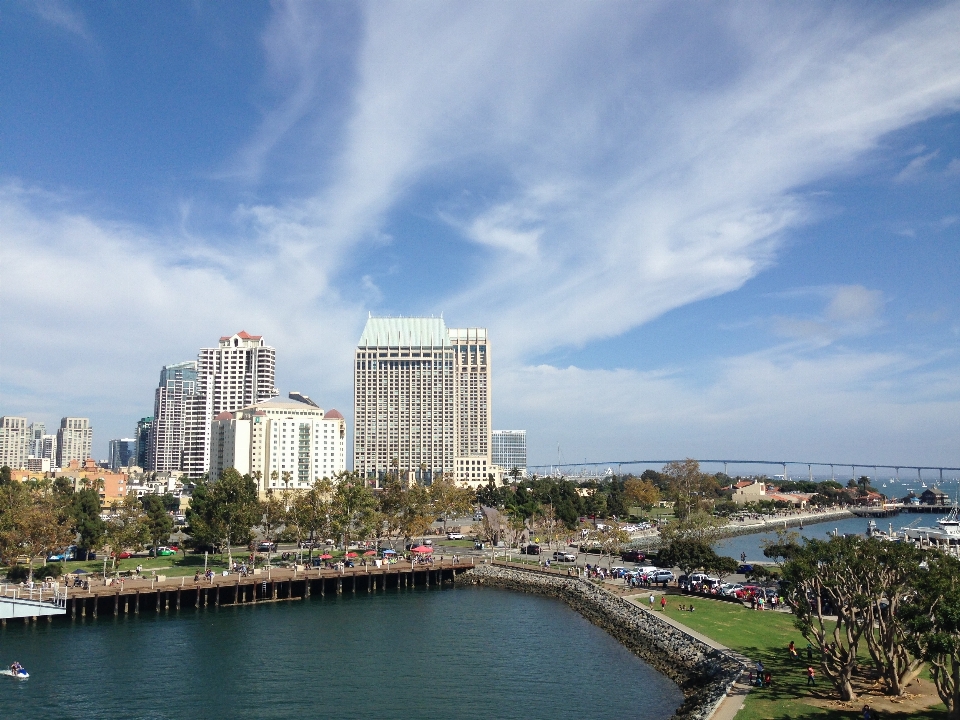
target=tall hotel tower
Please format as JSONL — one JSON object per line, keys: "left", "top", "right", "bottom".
{"left": 150, "top": 331, "right": 278, "bottom": 478}
{"left": 354, "top": 317, "right": 491, "bottom": 485}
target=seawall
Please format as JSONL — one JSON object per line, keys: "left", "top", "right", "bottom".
{"left": 458, "top": 563, "right": 744, "bottom": 720}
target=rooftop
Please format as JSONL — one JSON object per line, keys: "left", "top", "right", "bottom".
{"left": 219, "top": 330, "right": 262, "bottom": 341}
{"left": 358, "top": 316, "right": 450, "bottom": 347}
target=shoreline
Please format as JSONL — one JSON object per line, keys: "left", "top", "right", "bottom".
{"left": 628, "top": 508, "right": 855, "bottom": 552}
{"left": 459, "top": 563, "right": 745, "bottom": 720}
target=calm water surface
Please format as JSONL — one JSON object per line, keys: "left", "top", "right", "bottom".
{"left": 714, "top": 511, "right": 944, "bottom": 562}
{"left": 0, "top": 586, "right": 681, "bottom": 720}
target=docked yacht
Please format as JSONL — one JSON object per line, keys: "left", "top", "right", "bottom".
{"left": 903, "top": 506, "right": 960, "bottom": 546}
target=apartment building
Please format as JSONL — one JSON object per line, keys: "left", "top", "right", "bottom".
{"left": 188, "top": 331, "right": 278, "bottom": 478}
{"left": 56, "top": 417, "right": 93, "bottom": 468}
{"left": 0, "top": 416, "right": 29, "bottom": 469}
{"left": 149, "top": 361, "right": 200, "bottom": 473}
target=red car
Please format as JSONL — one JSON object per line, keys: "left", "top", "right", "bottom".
{"left": 168, "top": 545, "right": 180, "bottom": 553}
{"left": 114, "top": 551, "right": 133, "bottom": 559}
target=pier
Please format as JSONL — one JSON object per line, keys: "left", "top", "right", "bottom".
{"left": 57, "top": 559, "right": 475, "bottom": 620}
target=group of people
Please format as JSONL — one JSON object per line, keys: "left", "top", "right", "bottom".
{"left": 192, "top": 569, "right": 217, "bottom": 583}
{"left": 8, "top": 662, "right": 24, "bottom": 676}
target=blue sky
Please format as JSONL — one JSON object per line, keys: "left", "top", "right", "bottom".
{"left": 1, "top": 1, "right": 958, "bottom": 472}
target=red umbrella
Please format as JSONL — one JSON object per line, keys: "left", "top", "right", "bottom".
{"left": 319, "top": 554, "right": 333, "bottom": 559}
{"left": 411, "top": 545, "right": 433, "bottom": 553}
{"left": 363, "top": 550, "right": 377, "bottom": 556}
{"left": 346, "top": 552, "right": 358, "bottom": 558}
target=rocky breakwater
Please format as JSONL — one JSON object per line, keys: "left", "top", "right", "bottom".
{"left": 459, "top": 564, "right": 744, "bottom": 720}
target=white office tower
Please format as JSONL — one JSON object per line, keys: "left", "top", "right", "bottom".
{"left": 0, "top": 417, "right": 29, "bottom": 469}
{"left": 209, "top": 393, "right": 346, "bottom": 496}
{"left": 56, "top": 417, "right": 93, "bottom": 468}
{"left": 492, "top": 430, "right": 527, "bottom": 476}
{"left": 353, "top": 317, "right": 491, "bottom": 486}
{"left": 149, "top": 361, "right": 200, "bottom": 473}
{"left": 188, "top": 331, "right": 278, "bottom": 479}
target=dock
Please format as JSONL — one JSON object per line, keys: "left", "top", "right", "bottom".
{"left": 57, "top": 559, "right": 476, "bottom": 620}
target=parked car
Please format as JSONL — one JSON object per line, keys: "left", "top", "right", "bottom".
{"left": 155, "top": 546, "right": 176, "bottom": 556}
{"left": 719, "top": 583, "right": 743, "bottom": 597}
{"left": 116, "top": 551, "right": 133, "bottom": 560}
{"left": 737, "top": 564, "right": 753, "bottom": 574}
{"left": 447, "top": 532, "right": 464, "bottom": 540}
{"left": 553, "top": 550, "right": 577, "bottom": 562}
{"left": 48, "top": 545, "right": 78, "bottom": 562}
{"left": 648, "top": 569, "right": 675, "bottom": 584}
{"left": 257, "top": 542, "right": 277, "bottom": 553}
{"left": 521, "top": 544, "right": 541, "bottom": 555}
{"left": 621, "top": 550, "right": 645, "bottom": 562}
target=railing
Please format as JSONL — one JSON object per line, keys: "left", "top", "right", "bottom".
{"left": 0, "top": 583, "right": 68, "bottom": 608}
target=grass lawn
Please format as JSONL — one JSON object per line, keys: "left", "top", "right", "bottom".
{"left": 660, "top": 597, "right": 947, "bottom": 720}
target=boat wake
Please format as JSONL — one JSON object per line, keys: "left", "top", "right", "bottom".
{"left": 1, "top": 669, "right": 29, "bottom": 679}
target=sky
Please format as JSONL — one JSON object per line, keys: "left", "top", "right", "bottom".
{"left": 1, "top": 1, "right": 959, "bottom": 474}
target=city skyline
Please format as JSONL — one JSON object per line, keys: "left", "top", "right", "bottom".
{"left": 1, "top": 4, "right": 958, "bottom": 467}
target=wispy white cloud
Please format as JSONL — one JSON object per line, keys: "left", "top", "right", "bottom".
{"left": 304, "top": 2, "right": 960, "bottom": 361}
{"left": 25, "top": 0, "right": 92, "bottom": 42}
{"left": 771, "top": 284, "right": 885, "bottom": 342}
{"left": 895, "top": 149, "right": 939, "bottom": 182}
{"left": 0, "top": 184, "right": 363, "bottom": 444}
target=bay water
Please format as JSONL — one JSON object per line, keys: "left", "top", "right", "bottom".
{"left": 0, "top": 585, "right": 682, "bottom": 720}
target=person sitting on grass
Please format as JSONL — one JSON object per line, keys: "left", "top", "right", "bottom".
{"left": 763, "top": 671, "right": 772, "bottom": 688}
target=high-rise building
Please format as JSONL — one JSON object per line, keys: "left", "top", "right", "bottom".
{"left": 0, "top": 417, "right": 29, "bottom": 469}
{"left": 148, "top": 332, "right": 278, "bottom": 479}
{"left": 39, "top": 434, "right": 56, "bottom": 465}
{"left": 449, "top": 327, "right": 492, "bottom": 484}
{"left": 353, "top": 317, "right": 491, "bottom": 486}
{"left": 56, "top": 417, "right": 93, "bottom": 468}
{"left": 149, "top": 361, "right": 200, "bottom": 474}
{"left": 209, "top": 393, "right": 346, "bottom": 495}
{"left": 135, "top": 417, "right": 153, "bottom": 469}
{"left": 108, "top": 438, "right": 137, "bottom": 470}
{"left": 492, "top": 430, "right": 527, "bottom": 477}
{"left": 28, "top": 422, "right": 46, "bottom": 458}
{"left": 188, "top": 331, "right": 278, "bottom": 478}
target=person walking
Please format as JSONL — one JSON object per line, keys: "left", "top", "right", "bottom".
{"left": 807, "top": 666, "right": 816, "bottom": 686}
{"left": 660, "top": 596, "right": 667, "bottom": 611}
{"left": 649, "top": 593, "right": 655, "bottom": 609}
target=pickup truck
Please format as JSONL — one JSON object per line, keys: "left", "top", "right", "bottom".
{"left": 552, "top": 550, "right": 577, "bottom": 562}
